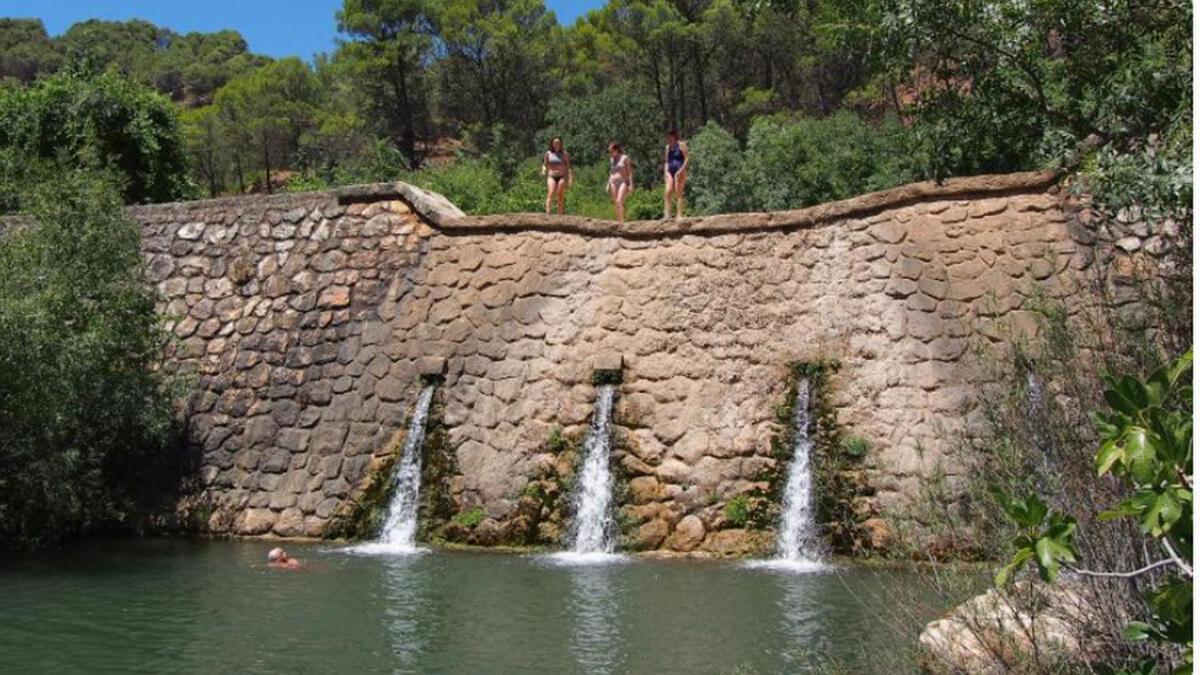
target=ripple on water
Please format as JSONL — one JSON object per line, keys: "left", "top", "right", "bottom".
{"left": 339, "top": 542, "right": 429, "bottom": 557}
{"left": 743, "top": 558, "right": 832, "bottom": 574}
{"left": 542, "top": 551, "right": 629, "bottom": 567}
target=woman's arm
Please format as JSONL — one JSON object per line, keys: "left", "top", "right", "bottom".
{"left": 680, "top": 142, "right": 689, "bottom": 172}
{"left": 566, "top": 152, "right": 573, "bottom": 185}
{"left": 541, "top": 152, "right": 547, "bottom": 176}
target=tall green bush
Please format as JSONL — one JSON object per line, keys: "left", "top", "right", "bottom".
{"left": 687, "top": 113, "right": 923, "bottom": 215}
{"left": 537, "top": 83, "right": 664, "bottom": 182}
{"left": 0, "top": 66, "right": 193, "bottom": 206}
{"left": 0, "top": 167, "right": 179, "bottom": 549}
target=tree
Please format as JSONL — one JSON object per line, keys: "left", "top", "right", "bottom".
{"left": 435, "top": 0, "right": 562, "bottom": 152}
{"left": 0, "top": 19, "right": 63, "bottom": 84}
{"left": 0, "top": 164, "right": 179, "bottom": 549}
{"left": 883, "top": 0, "right": 1192, "bottom": 187}
{"left": 181, "top": 105, "right": 226, "bottom": 197}
{"left": 0, "top": 66, "right": 193, "bottom": 205}
{"left": 213, "top": 58, "right": 321, "bottom": 193}
{"left": 538, "top": 83, "right": 664, "bottom": 179}
{"left": 54, "top": 19, "right": 271, "bottom": 106}
{"left": 336, "top": 0, "right": 437, "bottom": 167}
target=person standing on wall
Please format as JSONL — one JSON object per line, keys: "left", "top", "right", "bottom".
{"left": 542, "top": 136, "right": 572, "bottom": 215}
{"left": 607, "top": 142, "right": 633, "bottom": 223}
{"left": 663, "top": 129, "right": 689, "bottom": 219}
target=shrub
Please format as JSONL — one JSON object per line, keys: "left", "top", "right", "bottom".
{"left": 0, "top": 166, "right": 180, "bottom": 548}
{"left": 453, "top": 507, "right": 486, "bottom": 528}
{"left": 0, "top": 65, "right": 193, "bottom": 208}
{"left": 537, "top": 83, "right": 664, "bottom": 182}
{"left": 725, "top": 495, "right": 751, "bottom": 527}
{"left": 688, "top": 121, "right": 749, "bottom": 215}
{"left": 995, "top": 350, "right": 1192, "bottom": 670}
{"left": 687, "top": 114, "right": 923, "bottom": 215}
{"left": 742, "top": 112, "right": 921, "bottom": 210}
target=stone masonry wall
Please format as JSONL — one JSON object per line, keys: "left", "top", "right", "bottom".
{"left": 126, "top": 173, "right": 1139, "bottom": 551}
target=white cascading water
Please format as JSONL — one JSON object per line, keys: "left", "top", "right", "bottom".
{"left": 375, "top": 383, "right": 437, "bottom": 550}
{"left": 776, "top": 378, "right": 823, "bottom": 563}
{"left": 567, "top": 384, "right": 618, "bottom": 554}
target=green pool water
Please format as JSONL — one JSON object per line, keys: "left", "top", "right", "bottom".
{"left": 0, "top": 539, "right": 946, "bottom": 673}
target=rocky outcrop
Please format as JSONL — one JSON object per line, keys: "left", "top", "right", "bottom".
{"left": 110, "top": 173, "right": 1168, "bottom": 550}
{"left": 919, "top": 582, "right": 1092, "bottom": 673}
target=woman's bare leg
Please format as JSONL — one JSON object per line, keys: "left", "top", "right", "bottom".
{"left": 675, "top": 172, "right": 687, "bottom": 218}
{"left": 545, "top": 176, "right": 556, "bottom": 214}
{"left": 556, "top": 181, "right": 567, "bottom": 214}
{"left": 615, "top": 183, "right": 630, "bottom": 223}
{"left": 663, "top": 173, "right": 675, "bottom": 218}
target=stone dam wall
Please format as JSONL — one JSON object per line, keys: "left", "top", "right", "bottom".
{"left": 125, "top": 172, "right": 1150, "bottom": 553}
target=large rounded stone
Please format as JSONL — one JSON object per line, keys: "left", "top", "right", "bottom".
{"left": 665, "top": 514, "right": 705, "bottom": 552}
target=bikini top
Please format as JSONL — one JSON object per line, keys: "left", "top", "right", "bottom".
{"left": 610, "top": 154, "right": 628, "bottom": 174}
{"left": 546, "top": 151, "right": 566, "bottom": 168}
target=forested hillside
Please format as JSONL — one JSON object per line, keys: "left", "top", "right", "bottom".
{"left": 0, "top": 0, "right": 1190, "bottom": 220}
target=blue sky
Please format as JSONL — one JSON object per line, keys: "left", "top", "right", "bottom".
{"left": 4, "top": 1, "right": 605, "bottom": 60}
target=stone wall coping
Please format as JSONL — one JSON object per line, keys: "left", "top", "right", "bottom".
{"left": 2, "top": 170, "right": 1058, "bottom": 239}
{"left": 436, "top": 171, "right": 1060, "bottom": 238}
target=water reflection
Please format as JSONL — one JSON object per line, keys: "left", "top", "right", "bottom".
{"left": 775, "top": 570, "right": 828, "bottom": 668}
{"left": 380, "top": 555, "right": 431, "bottom": 671}
{"left": 565, "top": 564, "right": 625, "bottom": 674}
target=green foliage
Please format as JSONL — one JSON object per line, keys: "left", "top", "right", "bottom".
{"left": 0, "top": 66, "right": 193, "bottom": 207}
{"left": 538, "top": 83, "right": 664, "bottom": 176}
{"left": 992, "top": 492, "right": 1078, "bottom": 585}
{"left": 995, "top": 350, "right": 1193, "bottom": 663}
{"left": 688, "top": 121, "right": 748, "bottom": 214}
{"left": 839, "top": 436, "right": 871, "bottom": 460}
{"left": 336, "top": 0, "right": 436, "bottom": 165}
{"left": 1092, "top": 352, "right": 1193, "bottom": 543}
{"left": 0, "top": 168, "right": 178, "bottom": 549}
{"left": 0, "top": 18, "right": 268, "bottom": 103}
{"left": 453, "top": 507, "right": 486, "bottom": 528}
{"left": 724, "top": 495, "right": 751, "bottom": 527}
{"left": 213, "top": 57, "right": 322, "bottom": 193}
{"left": 0, "top": 19, "right": 63, "bottom": 84}
{"left": 884, "top": 0, "right": 1192, "bottom": 221}
{"left": 437, "top": 0, "right": 562, "bottom": 153}
{"left": 687, "top": 114, "right": 922, "bottom": 214}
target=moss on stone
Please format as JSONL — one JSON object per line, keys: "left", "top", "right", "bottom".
{"left": 764, "top": 359, "right": 875, "bottom": 554}
{"left": 417, "top": 393, "right": 457, "bottom": 541}
{"left": 452, "top": 506, "right": 485, "bottom": 528}
{"left": 325, "top": 430, "right": 406, "bottom": 540}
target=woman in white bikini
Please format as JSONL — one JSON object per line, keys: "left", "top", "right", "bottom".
{"left": 541, "top": 136, "right": 572, "bottom": 215}
{"left": 663, "top": 129, "right": 688, "bottom": 218}
{"left": 606, "top": 142, "right": 633, "bottom": 223}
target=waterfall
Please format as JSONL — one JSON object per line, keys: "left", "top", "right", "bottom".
{"left": 567, "top": 384, "right": 618, "bottom": 554}
{"left": 375, "top": 383, "right": 437, "bottom": 551}
{"left": 776, "top": 378, "right": 823, "bottom": 563}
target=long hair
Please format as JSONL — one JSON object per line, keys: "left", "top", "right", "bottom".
{"left": 608, "top": 142, "right": 622, "bottom": 154}
{"left": 548, "top": 136, "right": 564, "bottom": 152}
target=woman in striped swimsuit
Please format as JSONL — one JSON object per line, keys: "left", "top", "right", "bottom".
{"left": 663, "top": 129, "right": 688, "bottom": 219}
{"left": 541, "top": 136, "right": 572, "bottom": 215}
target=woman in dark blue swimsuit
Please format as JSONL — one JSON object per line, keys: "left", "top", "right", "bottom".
{"left": 663, "top": 129, "right": 689, "bottom": 218}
